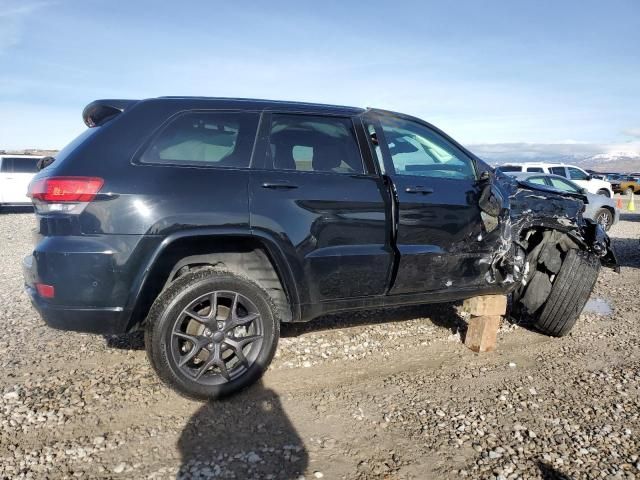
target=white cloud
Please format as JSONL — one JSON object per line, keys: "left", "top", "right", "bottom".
{"left": 622, "top": 127, "right": 640, "bottom": 138}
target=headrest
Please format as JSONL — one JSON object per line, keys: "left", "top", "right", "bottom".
{"left": 312, "top": 143, "right": 341, "bottom": 172}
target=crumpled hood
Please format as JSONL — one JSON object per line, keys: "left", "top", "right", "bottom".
{"left": 479, "top": 172, "right": 619, "bottom": 287}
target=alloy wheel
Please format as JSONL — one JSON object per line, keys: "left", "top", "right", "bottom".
{"left": 169, "top": 290, "right": 263, "bottom": 385}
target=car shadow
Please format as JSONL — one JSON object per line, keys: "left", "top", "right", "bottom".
{"left": 536, "top": 460, "right": 573, "bottom": 479}
{"left": 619, "top": 213, "right": 640, "bottom": 223}
{"left": 177, "top": 381, "right": 308, "bottom": 479}
{"left": 280, "top": 302, "right": 465, "bottom": 338}
{"left": 104, "top": 331, "right": 145, "bottom": 350}
{"left": 0, "top": 205, "right": 34, "bottom": 214}
{"left": 610, "top": 236, "right": 640, "bottom": 269}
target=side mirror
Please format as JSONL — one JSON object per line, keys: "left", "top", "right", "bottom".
{"left": 585, "top": 174, "right": 593, "bottom": 181}
{"left": 478, "top": 170, "right": 491, "bottom": 183}
{"left": 580, "top": 187, "right": 588, "bottom": 194}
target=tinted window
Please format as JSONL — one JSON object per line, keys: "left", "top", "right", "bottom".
{"left": 0, "top": 158, "right": 10, "bottom": 173}
{"left": 496, "top": 165, "right": 522, "bottom": 172}
{"left": 568, "top": 167, "right": 589, "bottom": 180}
{"left": 549, "top": 177, "right": 580, "bottom": 192}
{"left": 378, "top": 117, "right": 475, "bottom": 180}
{"left": 141, "top": 112, "right": 259, "bottom": 168}
{"left": 525, "top": 167, "right": 544, "bottom": 172}
{"left": 10, "top": 157, "right": 39, "bottom": 173}
{"left": 268, "top": 114, "right": 363, "bottom": 174}
{"left": 550, "top": 167, "right": 566, "bottom": 176}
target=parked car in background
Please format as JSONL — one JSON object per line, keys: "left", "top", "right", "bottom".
{"left": 495, "top": 163, "right": 613, "bottom": 197}
{"left": 617, "top": 176, "right": 640, "bottom": 195}
{"left": 506, "top": 172, "right": 619, "bottom": 231}
{"left": 0, "top": 155, "right": 41, "bottom": 209}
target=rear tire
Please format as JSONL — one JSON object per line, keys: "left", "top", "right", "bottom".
{"left": 531, "top": 249, "right": 600, "bottom": 336}
{"left": 145, "top": 269, "right": 280, "bottom": 400}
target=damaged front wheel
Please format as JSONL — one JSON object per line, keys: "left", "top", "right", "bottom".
{"left": 512, "top": 248, "right": 600, "bottom": 337}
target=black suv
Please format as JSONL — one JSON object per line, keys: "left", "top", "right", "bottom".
{"left": 23, "top": 97, "right": 617, "bottom": 399}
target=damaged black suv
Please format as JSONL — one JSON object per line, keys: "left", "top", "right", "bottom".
{"left": 23, "top": 97, "right": 617, "bottom": 399}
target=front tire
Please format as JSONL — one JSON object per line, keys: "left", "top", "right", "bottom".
{"left": 595, "top": 208, "right": 614, "bottom": 231}
{"left": 533, "top": 249, "right": 600, "bottom": 336}
{"left": 145, "top": 269, "right": 280, "bottom": 400}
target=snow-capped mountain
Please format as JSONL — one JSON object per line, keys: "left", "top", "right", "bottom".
{"left": 467, "top": 142, "right": 640, "bottom": 172}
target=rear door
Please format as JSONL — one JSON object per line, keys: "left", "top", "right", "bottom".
{"left": 364, "top": 112, "right": 491, "bottom": 294}
{"left": 249, "top": 112, "right": 393, "bottom": 305}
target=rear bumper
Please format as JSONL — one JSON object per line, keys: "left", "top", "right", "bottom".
{"left": 21, "top": 234, "right": 148, "bottom": 335}
{"left": 25, "top": 284, "right": 130, "bottom": 334}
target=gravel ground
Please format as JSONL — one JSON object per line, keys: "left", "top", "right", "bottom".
{"left": 0, "top": 210, "right": 638, "bottom": 480}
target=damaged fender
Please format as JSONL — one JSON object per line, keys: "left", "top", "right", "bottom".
{"left": 478, "top": 171, "right": 619, "bottom": 289}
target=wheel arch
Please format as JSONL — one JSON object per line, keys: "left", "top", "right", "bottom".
{"left": 125, "top": 229, "right": 301, "bottom": 331}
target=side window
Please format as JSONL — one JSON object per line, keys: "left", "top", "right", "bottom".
{"left": 0, "top": 159, "right": 12, "bottom": 173}
{"left": 525, "top": 167, "right": 544, "bottom": 172}
{"left": 568, "top": 167, "right": 589, "bottom": 181}
{"left": 140, "top": 111, "right": 259, "bottom": 168}
{"left": 11, "top": 158, "right": 39, "bottom": 173}
{"left": 550, "top": 166, "right": 567, "bottom": 177}
{"left": 549, "top": 177, "right": 580, "bottom": 192}
{"left": 527, "top": 177, "right": 547, "bottom": 186}
{"left": 377, "top": 116, "right": 475, "bottom": 180}
{"left": 268, "top": 114, "right": 364, "bottom": 174}
{"left": 496, "top": 166, "right": 522, "bottom": 173}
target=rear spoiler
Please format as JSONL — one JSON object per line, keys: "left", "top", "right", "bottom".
{"left": 82, "top": 99, "right": 138, "bottom": 127}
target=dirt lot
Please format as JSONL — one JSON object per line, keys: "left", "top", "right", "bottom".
{"left": 0, "top": 211, "right": 638, "bottom": 480}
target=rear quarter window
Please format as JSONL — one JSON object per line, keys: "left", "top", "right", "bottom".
{"left": 140, "top": 111, "right": 259, "bottom": 168}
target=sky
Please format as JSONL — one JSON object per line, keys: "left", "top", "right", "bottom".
{"left": 1, "top": 0, "right": 639, "bottom": 156}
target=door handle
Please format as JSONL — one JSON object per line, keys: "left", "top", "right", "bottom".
{"left": 261, "top": 181, "right": 298, "bottom": 190}
{"left": 405, "top": 186, "right": 434, "bottom": 194}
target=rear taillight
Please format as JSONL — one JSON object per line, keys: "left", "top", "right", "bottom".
{"left": 28, "top": 176, "right": 104, "bottom": 213}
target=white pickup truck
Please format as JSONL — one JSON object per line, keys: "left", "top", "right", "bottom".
{"left": 495, "top": 162, "right": 614, "bottom": 197}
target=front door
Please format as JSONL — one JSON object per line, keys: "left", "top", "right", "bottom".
{"left": 250, "top": 112, "right": 393, "bottom": 306}
{"left": 365, "top": 112, "right": 491, "bottom": 294}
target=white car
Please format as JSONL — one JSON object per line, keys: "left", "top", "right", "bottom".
{"left": 0, "top": 155, "right": 42, "bottom": 208}
{"left": 495, "top": 162, "right": 614, "bottom": 197}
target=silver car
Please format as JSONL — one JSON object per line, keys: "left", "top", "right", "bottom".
{"left": 507, "top": 172, "right": 619, "bottom": 231}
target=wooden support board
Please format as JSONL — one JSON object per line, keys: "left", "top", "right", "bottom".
{"left": 463, "top": 295, "right": 507, "bottom": 353}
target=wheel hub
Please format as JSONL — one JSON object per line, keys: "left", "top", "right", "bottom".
{"left": 212, "top": 331, "right": 225, "bottom": 343}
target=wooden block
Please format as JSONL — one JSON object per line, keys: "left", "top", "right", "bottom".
{"left": 463, "top": 295, "right": 507, "bottom": 316}
{"left": 465, "top": 315, "right": 501, "bottom": 353}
